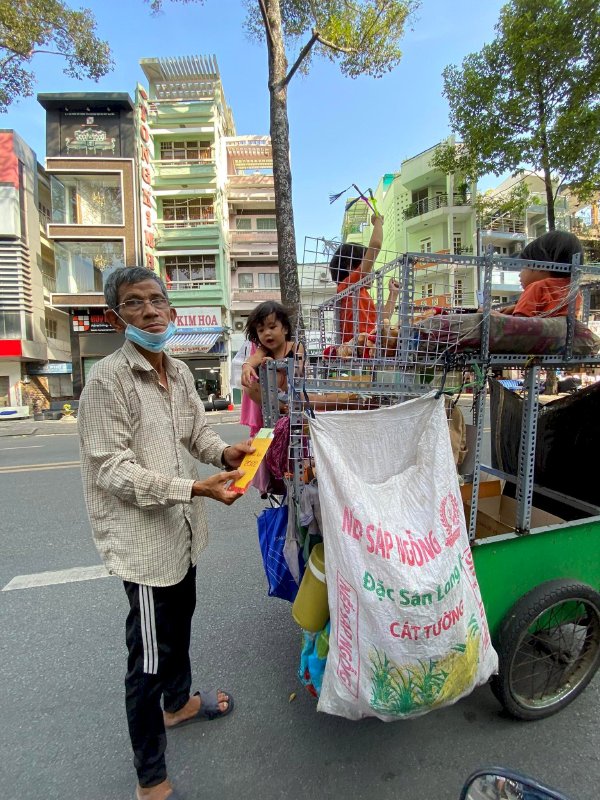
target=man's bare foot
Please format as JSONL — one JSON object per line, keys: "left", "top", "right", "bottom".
{"left": 136, "top": 778, "right": 173, "bottom": 800}
{"left": 164, "top": 691, "right": 230, "bottom": 728}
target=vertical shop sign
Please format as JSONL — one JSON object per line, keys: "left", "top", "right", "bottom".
{"left": 136, "top": 85, "right": 157, "bottom": 272}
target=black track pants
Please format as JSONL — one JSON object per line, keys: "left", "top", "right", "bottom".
{"left": 123, "top": 565, "right": 196, "bottom": 787}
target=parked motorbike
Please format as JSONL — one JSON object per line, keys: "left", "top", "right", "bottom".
{"left": 460, "top": 768, "right": 571, "bottom": 800}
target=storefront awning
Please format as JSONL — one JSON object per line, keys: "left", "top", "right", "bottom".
{"left": 167, "top": 331, "right": 223, "bottom": 355}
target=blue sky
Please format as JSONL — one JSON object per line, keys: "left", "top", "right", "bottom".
{"left": 2, "top": 0, "right": 507, "bottom": 248}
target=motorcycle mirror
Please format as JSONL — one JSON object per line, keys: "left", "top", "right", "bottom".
{"left": 460, "top": 768, "right": 572, "bottom": 800}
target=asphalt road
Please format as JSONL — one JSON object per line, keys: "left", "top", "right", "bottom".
{"left": 1, "top": 424, "right": 598, "bottom": 800}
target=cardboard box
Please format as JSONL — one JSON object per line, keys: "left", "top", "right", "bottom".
{"left": 459, "top": 478, "right": 502, "bottom": 503}
{"left": 464, "top": 493, "right": 564, "bottom": 539}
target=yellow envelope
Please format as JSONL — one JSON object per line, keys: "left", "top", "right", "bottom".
{"left": 231, "top": 435, "right": 273, "bottom": 494}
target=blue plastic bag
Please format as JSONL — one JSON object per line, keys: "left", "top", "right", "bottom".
{"left": 256, "top": 502, "right": 299, "bottom": 602}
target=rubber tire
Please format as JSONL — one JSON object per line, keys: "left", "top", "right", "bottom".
{"left": 491, "top": 579, "right": 600, "bottom": 721}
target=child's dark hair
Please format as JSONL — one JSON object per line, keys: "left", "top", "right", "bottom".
{"left": 519, "top": 231, "right": 584, "bottom": 276}
{"left": 244, "top": 301, "right": 292, "bottom": 346}
{"left": 329, "top": 242, "right": 366, "bottom": 284}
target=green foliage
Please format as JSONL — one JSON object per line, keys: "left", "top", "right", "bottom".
{"left": 244, "top": 0, "right": 418, "bottom": 79}
{"left": 0, "top": 0, "right": 113, "bottom": 111}
{"left": 441, "top": 0, "right": 600, "bottom": 204}
{"left": 473, "top": 179, "right": 532, "bottom": 222}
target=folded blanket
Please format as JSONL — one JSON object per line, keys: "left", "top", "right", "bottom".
{"left": 416, "top": 313, "right": 600, "bottom": 356}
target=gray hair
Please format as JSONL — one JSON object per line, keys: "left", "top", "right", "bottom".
{"left": 103, "top": 267, "right": 168, "bottom": 309}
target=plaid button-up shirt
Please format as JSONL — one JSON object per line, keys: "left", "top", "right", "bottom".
{"left": 78, "top": 340, "right": 228, "bottom": 586}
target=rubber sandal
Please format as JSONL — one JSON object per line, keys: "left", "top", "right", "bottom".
{"left": 135, "top": 789, "right": 184, "bottom": 800}
{"left": 167, "top": 689, "right": 234, "bottom": 729}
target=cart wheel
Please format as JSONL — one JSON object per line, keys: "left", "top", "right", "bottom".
{"left": 491, "top": 580, "right": 600, "bottom": 721}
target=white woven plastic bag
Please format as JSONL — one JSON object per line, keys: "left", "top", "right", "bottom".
{"left": 308, "top": 394, "right": 497, "bottom": 721}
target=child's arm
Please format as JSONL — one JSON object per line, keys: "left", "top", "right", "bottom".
{"left": 241, "top": 346, "right": 268, "bottom": 388}
{"left": 382, "top": 278, "right": 399, "bottom": 320}
{"left": 356, "top": 214, "right": 384, "bottom": 276}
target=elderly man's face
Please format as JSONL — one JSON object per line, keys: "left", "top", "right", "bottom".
{"left": 106, "top": 279, "right": 176, "bottom": 333}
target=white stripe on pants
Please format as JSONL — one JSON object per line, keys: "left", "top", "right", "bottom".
{"left": 139, "top": 585, "right": 158, "bottom": 674}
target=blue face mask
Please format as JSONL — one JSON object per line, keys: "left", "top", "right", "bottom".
{"left": 120, "top": 319, "right": 178, "bottom": 353}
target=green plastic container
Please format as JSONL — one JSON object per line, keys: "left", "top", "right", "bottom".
{"left": 292, "top": 543, "right": 329, "bottom": 632}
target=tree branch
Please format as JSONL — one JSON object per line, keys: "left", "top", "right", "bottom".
{"left": 283, "top": 31, "right": 318, "bottom": 87}
{"left": 257, "top": 0, "right": 274, "bottom": 49}
{"left": 314, "top": 33, "right": 353, "bottom": 55}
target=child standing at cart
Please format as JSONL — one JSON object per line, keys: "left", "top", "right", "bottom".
{"left": 240, "top": 301, "right": 303, "bottom": 415}
{"left": 329, "top": 214, "right": 399, "bottom": 343}
{"left": 498, "top": 231, "right": 583, "bottom": 318}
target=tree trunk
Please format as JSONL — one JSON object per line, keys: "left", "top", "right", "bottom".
{"left": 543, "top": 166, "right": 555, "bottom": 231}
{"left": 264, "top": 0, "right": 302, "bottom": 324}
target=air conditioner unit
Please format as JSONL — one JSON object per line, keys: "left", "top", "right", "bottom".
{"left": 234, "top": 321, "right": 245, "bottom": 331}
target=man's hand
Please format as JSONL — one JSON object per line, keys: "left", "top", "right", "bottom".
{"left": 192, "top": 471, "right": 245, "bottom": 505}
{"left": 388, "top": 277, "right": 399, "bottom": 298}
{"left": 222, "top": 440, "right": 255, "bottom": 469}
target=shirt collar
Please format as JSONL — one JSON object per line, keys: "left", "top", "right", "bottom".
{"left": 121, "top": 339, "right": 181, "bottom": 379}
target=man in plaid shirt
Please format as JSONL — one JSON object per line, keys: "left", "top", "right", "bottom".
{"left": 79, "top": 267, "right": 253, "bottom": 800}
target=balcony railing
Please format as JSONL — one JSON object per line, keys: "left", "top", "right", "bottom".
{"left": 481, "top": 216, "right": 526, "bottom": 234}
{"left": 232, "top": 287, "right": 281, "bottom": 302}
{"left": 166, "top": 279, "right": 218, "bottom": 291}
{"left": 231, "top": 229, "right": 277, "bottom": 241}
{"left": 403, "top": 193, "right": 472, "bottom": 220}
{"left": 42, "top": 273, "right": 57, "bottom": 292}
{"left": 39, "top": 211, "right": 51, "bottom": 230}
{"left": 157, "top": 149, "right": 214, "bottom": 164}
{"left": 156, "top": 210, "right": 216, "bottom": 230}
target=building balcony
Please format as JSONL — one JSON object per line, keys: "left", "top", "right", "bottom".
{"left": 155, "top": 216, "right": 222, "bottom": 246}
{"left": 167, "top": 281, "right": 226, "bottom": 307}
{"left": 227, "top": 174, "right": 274, "bottom": 204}
{"left": 404, "top": 193, "right": 472, "bottom": 221}
{"left": 480, "top": 217, "right": 526, "bottom": 235}
{"left": 231, "top": 287, "right": 281, "bottom": 304}
{"left": 153, "top": 158, "right": 217, "bottom": 185}
{"left": 229, "top": 229, "right": 278, "bottom": 257}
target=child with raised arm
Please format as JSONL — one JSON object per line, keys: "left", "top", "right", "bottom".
{"left": 329, "top": 214, "right": 399, "bottom": 343}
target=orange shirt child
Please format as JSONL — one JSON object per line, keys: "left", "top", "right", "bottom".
{"left": 329, "top": 215, "right": 398, "bottom": 344}
{"left": 513, "top": 275, "right": 580, "bottom": 318}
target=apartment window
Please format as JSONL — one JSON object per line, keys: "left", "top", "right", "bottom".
{"left": 256, "top": 217, "right": 277, "bottom": 231}
{"left": 453, "top": 234, "right": 462, "bottom": 253}
{"left": 453, "top": 279, "right": 464, "bottom": 306}
{"left": 237, "top": 273, "right": 254, "bottom": 289}
{"left": 235, "top": 217, "right": 252, "bottom": 230}
{"left": 258, "top": 273, "right": 280, "bottom": 289}
{"left": 160, "top": 140, "right": 212, "bottom": 161}
{"left": 164, "top": 254, "right": 216, "bottom": 286}
{"left": 426, "top": 283, "right": 434, "bottom": 297}
{"left": 45, "top": 317, "right": 58, "bottom": 339}
{"left": 162, "top": 197, "right": 214, "bottom": 227}
{"left": 51, "top": 174, "right": 123, "bottom": 225}
{"left": 54, "top": 240, "right": 125, "bottom": 293}
{"left": 420, "top": 239, "right": 432, "bottom": 253}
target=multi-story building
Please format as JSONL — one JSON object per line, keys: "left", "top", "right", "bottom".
{"left": 37, "top": 92, "right": 141, "bottom": 396}
{"left": 227, "top": 135, "right": 280, "bottom": 357}
{"left": 341, "top": 140, "right": 479, "bottom": 309}
{"left": 0, "top": 130, "right": 71, "bottom": 414}
{"left": 140, "top": 56, "right": 235, "bottom": 401}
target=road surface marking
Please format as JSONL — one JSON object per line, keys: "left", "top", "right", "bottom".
{"left": 0, "top": 460, "right": 80, "bottom": 473}
{"left": 0, "top": 445, "right": 44, "bottom": 451}
{"left": 2, "top": 565, "right": 111, "bottom": 591}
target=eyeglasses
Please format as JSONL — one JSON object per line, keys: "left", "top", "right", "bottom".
{"left": 115, "top": 297, "right": 170, "bottom": 312}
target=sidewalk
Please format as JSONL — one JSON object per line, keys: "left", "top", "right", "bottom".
{"left": 0, "top": 408, "right": 242, "bottom": 437}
